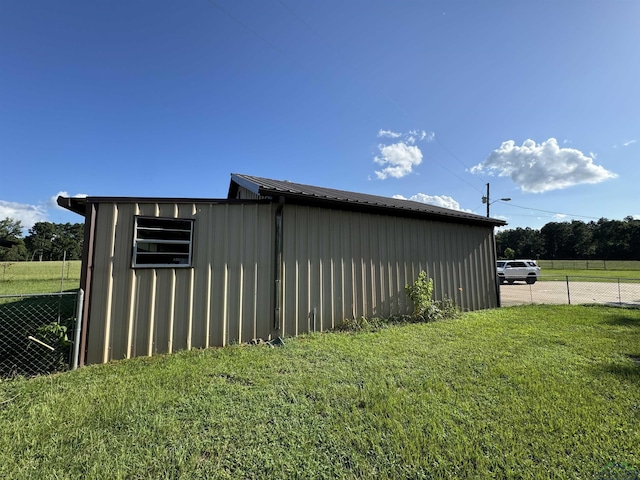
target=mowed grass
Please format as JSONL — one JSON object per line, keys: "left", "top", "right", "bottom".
{"left": 0, "top": 261, "right": 81, "bottom": 295}
{"left": 1, "top": 305, "right": 639, "bottom": 479}
{"left": 532, "top": 260, "right": 640, "bottom": 282}
{"left": 538, "top": 270, "right": 640, "bottom": 282}
{"left": 538, "top": 259, "right": 640, "bottom": 271}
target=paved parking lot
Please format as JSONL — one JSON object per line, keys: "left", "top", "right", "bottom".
{"left": 499, "top": 280, "right": 640, "bottom": 307}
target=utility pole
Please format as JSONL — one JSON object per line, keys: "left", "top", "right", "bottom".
{"left": 482, "top": 182, "right": 511, "bottom": 218}
{"left": 485, "top": 183, "right": 490, "bottom": 217}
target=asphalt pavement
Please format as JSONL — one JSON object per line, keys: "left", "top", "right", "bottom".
{"left": 499, "top": 279, "right": 640, "bottom": 307}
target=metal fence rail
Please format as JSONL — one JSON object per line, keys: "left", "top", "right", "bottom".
{"left": 500, "top": 276, "right": 640, "bottom": 307}
{"left": 0, "top": 291, "right": 81, "bottom": 379}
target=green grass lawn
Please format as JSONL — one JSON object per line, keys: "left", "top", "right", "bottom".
{"left": 1, "top": 305, "right": 639, "bottom": 479}
{"left": 0, "top": 260, "right": 81, "bottom": 295}
{"left": 538, "top": 259, "right": 640, "bottom": 271}
{"left": 528, "top": 260, "right": 640, "bottom": 282}
{"left": 539, "top": 269, "right": 640, "bottom": 281}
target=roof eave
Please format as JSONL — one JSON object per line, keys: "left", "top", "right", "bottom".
{"left": 57, "top": 196, "right": 88, "bottom": 217}
{"left": 257, "top": 188, "right": 506, "bottom": 227}
{"left": 229, "top": 173, "right": 264, "bottom": 198}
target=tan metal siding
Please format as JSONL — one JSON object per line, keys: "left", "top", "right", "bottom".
{"left": 86, "top": 202, "right": 274, "bottom": 364}
{"left": 279, "top": 205, "right": 497, "bottom": 336}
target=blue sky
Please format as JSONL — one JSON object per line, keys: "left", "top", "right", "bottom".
{"left": 1, "top": 1, "right": 638, "bottom": 232}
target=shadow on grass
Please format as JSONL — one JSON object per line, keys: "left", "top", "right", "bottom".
{"left": 603, "top": 313, "right": 640, "bottom": 327}
{"left": 0, "top": 293, "right": 77, "bottom": 379}
{"left": 599, "top": 355, "right": 640, "bottom": 383}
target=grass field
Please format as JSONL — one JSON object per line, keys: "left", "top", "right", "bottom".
{"left": 1, "top": 305, "right": 638, "bottom": 479}
{"left": 537, "top": 259, "right": 640, "bottom": 271}
{"left": 0, "top": 260, "right": 81, "bottom": 295}
{"left": 519, "top": 260, "right": 640, "bottom": 282}
{"left": 539, "top": 270, "right": 640, "bottom": 281}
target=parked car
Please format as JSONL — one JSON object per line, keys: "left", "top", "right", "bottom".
{"left": 496, "top": 260, "right": 540, "bottom": 284}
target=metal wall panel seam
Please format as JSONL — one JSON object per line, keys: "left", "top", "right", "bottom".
{"left": 205, "top": 264, "right": 212, "bottom": 349}
{"left": 236, "top": 206, "right": 245, "bottom": 344}
{"left": 187, "top": 251, "right": 195, "bottom": 351}
{"left": 222, "top": 206, "right": 229, "bottom": 346}
{"left": 126, "top": 271, "right": 137, "bottom": 358}
{"left": 237, "top": 262, "right": 244, "bottom": 345}
{"left": 167, "top": 270, "right": 176, "bottom": 354}
{"left": 126, "top": 203, "right": 141, "bottom": 358}
{"left": 147, "top": 270, "right": 156, "bottom": 356}
{"left": 102, "top": 204, "right": 117, "bottom": 364}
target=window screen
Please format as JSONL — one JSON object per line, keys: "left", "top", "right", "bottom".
{"left": 132, "top": 217, "right": 194, "bottom": 268}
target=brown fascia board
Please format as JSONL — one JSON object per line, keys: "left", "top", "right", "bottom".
{"left": 57, "top": 196, "right": 88, "bottom": 216}
{"left": 57, "top": 196, "right": 272, "bottom": 218}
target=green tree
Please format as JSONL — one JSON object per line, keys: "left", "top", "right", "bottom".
{"left": 496, "top": 227, "right": 544, "bottom": 259}
{"left": 540, "top": 222, "right": 574, "bottom": 259}
{"left": 25, "top": 222, "right": 84, "bottom": 261}
{"left": 25, "top": 222, "right": 57, "bottom": 261}
{"left": 569, "top": 220, "right": 594, "bottom": 258}
{"left": 0, "top": 217, "right": 27, "bottom": 261}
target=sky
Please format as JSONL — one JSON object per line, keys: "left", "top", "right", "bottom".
{"left": 1, "top": 1, "right": 638, "bottom": 232}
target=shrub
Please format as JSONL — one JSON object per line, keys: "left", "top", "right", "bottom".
{"left": 405, "top": 271, "right": 460, "bottom": 322}
{"left": 334, "top": 273, "right": 459, "bottom": 332}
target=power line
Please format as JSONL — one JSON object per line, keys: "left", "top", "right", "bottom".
{"left": 203, "top": 1, "right": 310, "bottom": 76}
{"left": 277, "top": 0, "right": 486, "bottom": 193}
{"left": 206, "top": 0, "right": 488, "bottom": 197}
{"left": 277, "top": 0, "right": 407, "bottom": 115}
{"left": 202, "top": 0, "right": 385, "bottom": 120}
{"left": 502, "top": 202, "right": 601, "bottom": 220}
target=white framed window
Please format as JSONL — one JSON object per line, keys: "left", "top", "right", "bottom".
{"left": 132, "top": 217, "right": 194, "bottom": 268}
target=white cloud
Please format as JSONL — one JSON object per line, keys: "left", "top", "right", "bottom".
{"left": 373, "top": 129, "right": 435, "bottom": 180}
{"left": 471, "top": 138, "right": 617, "bottom": 193}
{"left": 623, "top": 140, "right": 637, "bottom": 147}
{"left": 374, "top": 143, "right": 423, "bottom": 179}
{"left": 393, "top": 193, "right": 470, "bottom": 212}
{"left": 377, "top": 129, "right": 402, "bottom": 139}
{"left": 0, "top": 201, "right": 47, "bottom": 231}
{"left": 1, "top": 191, "right": 88, "bottom": 232}
{"left": 553, "top": 213, "right": 568, "bottom": 220}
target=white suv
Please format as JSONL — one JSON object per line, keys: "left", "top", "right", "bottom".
{"left": 497, "top": 260, "right": 540, "bottom": 285}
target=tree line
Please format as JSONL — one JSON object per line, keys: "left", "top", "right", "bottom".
{"left": 496, "top": 216, "right": 640, "bottom": 260}
{"left": 0, "top": 218, "right": 84, "bottom": 261}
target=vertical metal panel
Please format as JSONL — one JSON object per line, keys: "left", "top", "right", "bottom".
{"left": 280, "top": 205, "right": 498, "bottom": 335}
{"left": 86, "top": 199, "right": 497, "bottom": 364}
{"left": 85, "top": 203, "right": 115, "bottom": 364}
{"left": 234, "top": 187, "right": 265, "bottom": 200}
{"left": 85, "top": 202, "right": 274, "bottom": 364}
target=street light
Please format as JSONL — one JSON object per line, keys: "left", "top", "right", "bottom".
{"left": 482, "top": 183, "right": 511, "bottom": 217}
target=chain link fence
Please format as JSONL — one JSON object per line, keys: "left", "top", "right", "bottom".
{"left": 0, "top": 291, "right": 82, "bottom": 379}
{"left": 500, "top": 276, "right": 640, "bottom": 307}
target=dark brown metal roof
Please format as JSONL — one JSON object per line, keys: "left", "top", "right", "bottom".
{"left": 57, "top": 174, "right": 506, "bottom": 227}
{"left": 229, "top": 173, "right": 506, "bottom": 227}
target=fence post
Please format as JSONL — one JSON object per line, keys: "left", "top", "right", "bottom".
{"left": 618, "top": 278, "right": 622, "bottom": 305}
{"left": 71, "top": 288, "right": 85, "bottom": 370}
{"left": 566, "top": 276, "right": 571, "bottom": 305}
